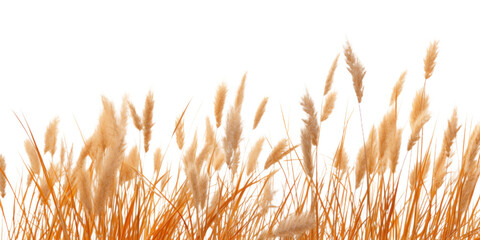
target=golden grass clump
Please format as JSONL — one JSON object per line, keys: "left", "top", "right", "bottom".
{"left": 6, "top": 41, "right": 480, "bottom": 240}
{"left": 143, "top": 91, "right": 154, "bottom": 152}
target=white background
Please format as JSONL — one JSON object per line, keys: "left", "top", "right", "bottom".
{"left": 1, "top": 0, "right": 480, "bottom": 228}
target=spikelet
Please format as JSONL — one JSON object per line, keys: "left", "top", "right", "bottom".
{"left": 253, "top": 97, "right": 268, "bottom": 129}
{"left": 258, "top": 177, "right": 275, "bottom": 216}
{"left": 143, "top": 91, "right": 154, "bottom": 152}
{"left": 213, "top": 149, "right": 225, "bottom": 171}
{"left": 324, "top": 53, "right": 340, "bottom": 96}
{"left": 458, "top": 166, "right": 480, "bottom": 215}
{"left": 333, "top": 134, "right": 348, "bottom": 173}
{"left": 321, "top": 91, "right": 337, "bottom": 122}
{"left": 407, "top": 89, "right": 430, "bottom": 151}
{"left": 301, "top": 127, "right": 313, "bottom": 178}
{"left": 119, "top": 146, "right": 140, "bottom": 184}
{"left": 389, "top": 128, "right": 403, "bottom": 173}
{"left": 234, "top": 72, "right": 247, "bottom": 111}
{"left": 344, "top": 41, "right": 366, "bottom": 103}
{"left": 214, "top": 82, "right": 228, "bottom": 128}
{"left": 223, "top": 107, "right": 242, "bottom": 169}
{"left": 409, "top": 153, "right": 431, "bottom": 191}
{"left": 424, "top": 41, "right": 439, "bottom": 80}
{"left": 356, "top": 126, "right": 378, "bottom": 188}
{"left": 407, "top": 112, "right": 431, "bottom": 151}
{"left": 390, "top": 71, "right": 407, "bottom": 106}
{"left": 120, "top": 95, "right": 129, "bottom": 136}
{"left": 272, "top": 213, "right": 315, "bottom": 238}
{"left": 175, "top": 116, "right": 185, "bottom": 150}
{"left": 25, "top": 140, "right": 40, "bottom": 175}
{"left": 442, "top": 108, "right": 460, "bottom": 158}
{"left": 463, "top": 124, "right": 480, "bottom": 170}
{"left": 39, "top": 163, "right": 62, "bottom": 203}
{"left": 77, "top": 168, "right": 93, "bottom": 214}
{"left": 128, "top": 101, "right": 143, "bottom": 131}
{"left": 44, "top": 117, "right": 60, "bottom": 156}
{"left": 301, "top": 91, "right": 320, "bottom": 146}
{"left": 153, "top": 148, "right": 162, "bottom": 174}
{"left": 247, "top": 137, "right": 264, "bottom": 175}
{"left": 377, "top": 109, "right": 396, "bottom": 173}
{"left": 264, "top": 139, "right": 288, "bottom": 170}
{"left": 0, "top": 155, "right": 6, "bottom": 198}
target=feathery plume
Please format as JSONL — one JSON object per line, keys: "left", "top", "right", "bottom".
{"left": 424, "top": 41, "right": 439, "bottom": 80}
{"left": 77, "top": 168, "right": 93, "bottom": 214}
{"left": 153, "top": 148, "right": 162, "bottom": 174}
{"left": 321, "top": 91, "right": 337, "bottom": 122}
{"left": 407, "top": 88, "right": 430, "bottom": 151}
{"left": 409, "top": 153, "right": 431, "bottom": 191}
{"left": 143, "top": 91, "right": 154, "bottom": 152}
{"left": 234, "top": 72, "right": 247, "bottom": 111}
{"left": 128, "top": 101, "right": 143, "bottom": 131}
{"left": 333, "top": 133, "right": 348, "bottom": 173}
{"left": 378, "top": 109, "right": 396, "bottom": 173}
{"left": 272, "top": 214, "right": 315, "bottom": 238}
{"left": 301, "top": 127, "right": 313, "bottom": 178}
{"left": 119, "top": 146, "right": 140, "bottom": 184}
{"left": 253, "top": 97, "right": 268, "bottom": 129}
{"left": 389, "top": 128, "right": 403, "bottom": 173}
{"left": 356, "top": 126, "right": 378, "bottom": 188}
{"left": 247, "top": 137, "right": 264, "bottom": 175}
{"left": 301, "top": 91, "right": 320, "bottom": 146}
{"left": 264, "top": 139, "right": 288, "bottom": 170}
{"left": 324, "top": 53, "right": 340, "bottom": 96}
{"left": 25, "top": 140, "right": 40, "bottom": 175}
{"left": 223, "top": 107, "right": 242, "bottom": 169}
{"left": 44, "top": 117, "right": 60, "bottom": 156}
{"left": 390, "top": 71, "right": 407, "bottom": 106}
{"left": 213, "top": 149, "right": 225, "bottom": 171}
{"left": 0, "top": 155, "right": 6, "bottom": 198}
{"left": 344, "top": 41, "right": 366, "bottom": 103}
{"left": 214, "top": 82, "right": 228, "bottom": 128}
{"left": 175, "top": 116, "right": 185, "bottom": 150}
{"left": 458, "top": 167, "right": 480, "bottom": 215}
{"left": 463, "top": 124, "right": 480, "bottom": 170}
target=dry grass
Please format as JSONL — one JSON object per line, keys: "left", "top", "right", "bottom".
{"left": 3, "top": 41, "right": 480, "bottom": 240}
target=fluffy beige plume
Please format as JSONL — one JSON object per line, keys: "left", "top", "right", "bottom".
{"left": 324, "top": 53, "right": 340, "bottom": 96}
{"left": 432, "top": 109, "right": 459, "bottom": 195}
{"left": 234, "top": 72, "right": 247, "bottom": 111}
{"left": 143, "top": 91, "right": 154, "bottom": 152}
{"left": 120, "top": 95, "right": 129, "bottom": 135}
{"left": 377, "top": 109, "right": 396, "bottom": 173}
{"left": 77, "top": 168, "right": 93, "bottom": 214}
{"left": 25, "top": 140, "right": 40, "bottom": 175}
{"left": 223, "top": 107, "right": 242, "bottom": 170}
{"left": 424, "top": 41, "right": 439, "bottom": 80}
{"left": 253, "top": 97, "right": 268, "bottom": 129}
{"left": 320, "top": 91, "right": 337, "bottom": 122}
{"left": 39, "top": 163, "right": 62, "bottom": 203}
{"left": 246, "top": 137, "right": 264, "bottom": 175}
{"left": 407, "top": 89, "right": 430, "bottom": 151}
{"left": 214, "top": 82, "right": 227, "bottom": 128}
{"left": 175, "top": 116, "right": 185, "bottom": 150}
{"left": 213, "top": 149, "right": 225, "bottom": 171}
{"left": 264, "top": 139, "right": 288, "bottom": 170}
{"left": 119, "top": 146, "right": 140, "bottom": 184}
{"left": 184, "top": 134, "right": 208, "bottom": 210}
{"left": 458, "top": 167, "right": 480, "bottom": 215}
{"left": 258, "top": 177, "right": 275, "bottom": 216}
{"left": 205, "top": 117, "right": 215, "bottom": 146}
{"left": 356, "top": 126, "right": 378, "bottom": 188}
{"left": 390, "top": 71, "right": 407, "bottom": 106}
{"left": 272, "top": 213, "right": 315, "bottom": 238}
{"left": 333, "top": 134, "right": 348, "bottom": 173}
{"left": 44, "top": 117, "right": 60, "bottom": 156}
{"left": 128, "top": 101, "right": 143, "bottom": 131}
{"left": 301, "top": 91, "right": 320, "bottom": 146}
{"left": 389, "top": 128, "right": 403, "bottom": 173}
{"left": 0, "top": 155, "right": 6, "bottom": 198}
{"left": 301, "top": 127, "right": 313, "bottom": 178}
{"left": 344, "top": 41, "right": 366, "bottom": 103}
{"left": 462, "top": 124, "right": 480, "bottom": 171}
{"left": 407, "top": 112, "right": 431, "bottom": 151}
{"left": 153, "top": 148, "right": 162, "bottom": 173}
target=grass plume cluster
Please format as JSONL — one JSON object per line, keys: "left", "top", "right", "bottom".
{"left": 2, "top": 41, "right": 480, "bottom": 239}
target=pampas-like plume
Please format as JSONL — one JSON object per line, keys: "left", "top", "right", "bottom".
{"left": 153, "top": 148, "right": 162, "bottom": 174}
{"left": 39, "top": 163, "right": 62, "bottom": 203}
{"left": 253, "top": 97, "right": 268, "bottom": 129}
{"left": 214, "top": 82, "right": 227, "bottom": 128}
{"left": 264, "top": 139, "right": 288, "bottom": 170}
{"left": 424, "top": 41, "right": 439, "bottom": 80}
{"left": 407, "top": 112, "right": 431, "bottom": 151}
{"left": 301, "top": 91, "right": 320, "bottom": 146}
{"left": 213, "top": 149, "right": 225, "bottom": 171}
{"left": 458, "top": 167, "right": 480, "bottom": 215}
{"left": 378, "top": 109, "right": 396, "bottom": 173}
{"left": 324, "top": 54, "right": 340, "bottom": 96}
{"left": 407, "top": 88, "right": 431, "bottom": 151}
{"left": 235, "top": 72, "right": 247, "bottom": 111}
{"left": 128, "top": 101, "right": 143, "bottom": 131}
{"left": 389, "top": 128, "right": 403, "bottom": 173}
{"left": 390, "top": 71, "right": 407, "bottom": 106}
{"left": 0, "top": 155, "right": 6, "bottom": 198}
{"left": 143, "top": 91, "right": 154, "bottom": 152}
{"left": 321, "top": 91, "right": 337, "bottom": 122}
{"left": 301, "top": 127, "right": 313, "bottom": 178}
{"left": 223, "top": 107, "right": 242, "bottom": 169}
{"left": 333, "top": 133, "right": 348, "bottom": 173}
{"left": 77, "top": 168, "right": 93, "bottom": 214}
{"left": 119, "top": 146, "right": 140, "bottom": 184}
{"left": 432, "top": 109, "right": 459, "bottom": 195}
{"left": 463, "top": 124, "right": 480, "bottom": 170}
{"left": 344, "top": 41, "right": 366, "bottom": 103}
{"left": 356, "top": 126, "right": 378, "bottom": 188}
{"left": 409, "top": 153, "right": 431, "bottom": 191}
{"left": 44, "top": 117, "right": 60, "bottom": 156}
{"left": 247, "top": 137, "right": 264, "bottom": 175}
{"left": 272, "top": 213, "right": 315, "bottom": 238}
{"left": 258, "top": 177, "right": 275, "bottom": 216}
{"left": 175, "top": 116, "right": 185, "bottom": 150}
{"left": 25, "top": 140, "right": 40, "bottom": 175}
